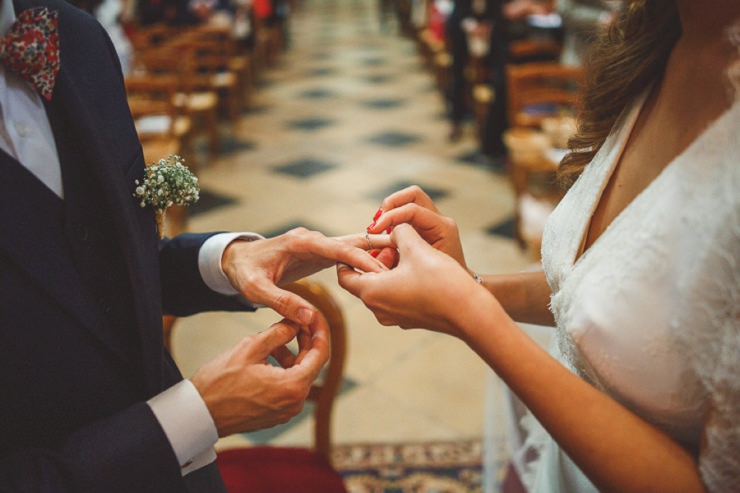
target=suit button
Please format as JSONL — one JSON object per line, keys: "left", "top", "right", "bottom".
{"left": 98, "top": 298, "right": 112, "bottom": 314}
{"left": 75, "top": 224, "right": 89, "bottom": 242}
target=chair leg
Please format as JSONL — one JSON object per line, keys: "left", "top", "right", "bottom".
{"left": 205, "top": 108, "right": 220, "bottom": 157}
{"left": 228, "top": 87, "right": 240, "bottom": 131}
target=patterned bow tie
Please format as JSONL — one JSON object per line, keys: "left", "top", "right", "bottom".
{"left": 0, "top": 7, "right": 60, "bottom": 101}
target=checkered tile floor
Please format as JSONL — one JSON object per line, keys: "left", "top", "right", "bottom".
{"left": 171, "top": 0, "right": 531, "bottom": 452}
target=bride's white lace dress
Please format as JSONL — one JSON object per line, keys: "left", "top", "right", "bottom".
{"left": 523, "top": 32, "right": 740, "bottom": 493}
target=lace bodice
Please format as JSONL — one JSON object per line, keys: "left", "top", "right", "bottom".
{"left": 539, "top": 57, "right": 740, "bottom": 491}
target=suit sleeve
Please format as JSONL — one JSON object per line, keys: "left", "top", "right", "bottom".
{"left": 0, "top": 404, "right": 184, "bottom": 493}
{"left": 159, "top": 232, "right": 258, "bottom": 315}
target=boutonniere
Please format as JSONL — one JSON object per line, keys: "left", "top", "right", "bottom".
{"left": 134, "top": 155, "right": 200, "bottom": 238}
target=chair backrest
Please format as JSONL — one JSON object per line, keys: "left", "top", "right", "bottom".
{"left": 129, "top": 23, "right": 177, "bottom": 52}
{"left": 506, "top": 62, "right": 583, "bottom": 129}
{"left": 283, "top": 280, "right": 347, "bottom": 462}
{"left": 508, "top": 39, "right": 562, "bottom": 64}
{"left": 125, "top": 73, "right": 181, "bottom": 140}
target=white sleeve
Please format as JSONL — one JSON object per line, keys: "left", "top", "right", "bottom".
{"left": 198, "top": 232, "right": 264, "bottom": 295}
{"left": 147, "top": 380, "right": 218, "bottom": 476}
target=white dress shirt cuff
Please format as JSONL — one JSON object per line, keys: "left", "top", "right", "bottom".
{"left": 198, "top": 232, "right": 264, "bottom": 295}
{"left": 147, "top": 379, "right": 218, "bottom": 476}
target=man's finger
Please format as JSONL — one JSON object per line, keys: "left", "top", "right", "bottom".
{"left": 292, "top": 323, "right": 314, "bottom": 365}
{"left": 270, "top": 344, "right": 297, "bottom": 368}
{"left": 288, "top": 315, "right": 330, "bottom": 382}
{"left": 343, "top": 232, "right": 393, "bottom": 251}
{"left": 248, "top": 281, "right": 318, "bottom": 326}
{"left": 331, "top": 238, "right": 390, "bottom": 273}
{"left": 375, "top": 247, "right": 398, "bottom": 269}
{"left": 254, "top": 320, "right": 302, "bottom": 360}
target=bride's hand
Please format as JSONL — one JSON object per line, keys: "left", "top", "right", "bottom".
{"left": 337, "top": 224, "right": 484, "bottom": 337}
{"left": 366, "top": 186, "right": 468, "bottom": 269}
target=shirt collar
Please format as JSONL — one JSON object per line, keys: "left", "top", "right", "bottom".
{"left": 0, "top": 0, "right": 17, "bottom": 36}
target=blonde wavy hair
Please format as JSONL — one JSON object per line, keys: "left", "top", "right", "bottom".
{"left": 558, "top": 0, "right": 682, "bottom": 188}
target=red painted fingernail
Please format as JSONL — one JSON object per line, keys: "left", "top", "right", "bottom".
{"left": 370, "top": 250, "right": 379, "bottom": 258}
{"left": 386, "top": 227, "right": 392, "bottom": 234}
{"left": 373, "top": 208, "right": 383, "bottom": 221}
{"left": 367, "top": 222, "right": 376, "bottom": 230}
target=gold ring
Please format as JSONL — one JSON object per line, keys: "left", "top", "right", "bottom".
{"left": 365, "top": 231, "right": 374, "bottom": 250}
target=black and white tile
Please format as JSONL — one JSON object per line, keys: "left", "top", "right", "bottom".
{"left": 172, "top": 0, "right": 530, "bottom": 452}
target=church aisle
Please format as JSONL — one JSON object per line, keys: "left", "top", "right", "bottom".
{"left": 170, "top": 0, "right": 530, "bottom": 452}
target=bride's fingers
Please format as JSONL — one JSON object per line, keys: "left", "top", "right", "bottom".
{"left": 336, "top": 263, "right": 366, "bottom": 297}
{"left": 369, "top": 203, "right": 447, "bottom": 237}
{"left": 379, "top": 185, "right": 439, "bottom": 214}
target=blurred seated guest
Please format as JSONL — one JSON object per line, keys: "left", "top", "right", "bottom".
{"left": 232, "top": 0, "right": 255, "bottom": 50}
{"left": 428, "top": 0, "right": 452, "bottom": 40}
{"left": 341, "top": 0, "right": 740, "bottom": 491}
{"left": 253, "top": 0, "right": 289, "bottom": 51}
{"left": 445, "top": 0, "right": 499, "bottom": 142}
{"left": 181, "top": 0, "right": 235, "bottom": 24}
{"left": 557, "top": 0, "right": 618, "bottom": 66}
{"left": 479, "top": 0, "right": 555, "bottom": 164}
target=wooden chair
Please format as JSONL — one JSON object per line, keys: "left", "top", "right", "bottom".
{"left": 214, "top": 280, "right": 348, "bottom": 493}
{"left": 125, "top": 73, "right": 190, "bottom": 157}
{"left": 134, "top": 47, "right": 221, "bottom": 161}
{"left": 508, "top": 38, "right": 562, "bottom": 64}
{"left": 503, "top": 127, "right": 565, "bottom": 259}
{"left": 505, "top": 61, "right": 583, "bottom": 129}
{"left": 128, "top": 23, "right": 177, "bottom": 53}
{"left": 186, "top": 24, "right": 254, "bottom": 112}
{"left": 503, "top": 63, "right": 582, "bottom": 257}
{"left": 173, "top": 37, "right": 242, "bottom": 131}
{"left": 473, "top": 83, "right": 495, "bottom": 144}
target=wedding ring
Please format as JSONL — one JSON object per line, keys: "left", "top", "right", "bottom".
{"left": 365, "top": 231, "right": 374, "bottom": 250}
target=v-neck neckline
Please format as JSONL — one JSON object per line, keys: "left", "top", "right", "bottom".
{"left": 569, "top": 90, "right": 649, "bottom": 268}
{"left": 569, "top": 88, "right": 738, "bottom": 270}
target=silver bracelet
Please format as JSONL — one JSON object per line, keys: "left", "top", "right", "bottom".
{"left": 471, "top": 271, "right": 483, "bottom": 284}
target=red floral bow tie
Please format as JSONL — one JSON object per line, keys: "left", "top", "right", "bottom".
{"left": 0, "top": 7, "right": 60, "bottom": 101}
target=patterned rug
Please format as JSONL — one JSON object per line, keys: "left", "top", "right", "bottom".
{"left": 333, "top": 440, "right": 483, "bottom": 493}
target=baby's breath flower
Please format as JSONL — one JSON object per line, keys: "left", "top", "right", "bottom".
{"left": 132, "top": 155, "right": 200, "bottom": 215}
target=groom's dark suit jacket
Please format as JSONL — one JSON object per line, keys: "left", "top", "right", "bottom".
{"left": 0, "top": 0, "right": 251, "bottom": 490}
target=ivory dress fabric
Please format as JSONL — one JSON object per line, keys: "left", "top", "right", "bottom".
{"left": 526, "top": 44, "right": 740, "bottom": 492}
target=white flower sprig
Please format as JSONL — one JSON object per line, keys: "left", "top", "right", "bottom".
{"left": 134, "top": 155, "right": 200, "bottom": 237}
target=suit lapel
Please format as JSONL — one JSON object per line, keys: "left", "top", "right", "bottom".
{"left": 45, "top": 14, "right": 167, "bottom": 392}
{"left": 10, "top": 0, "right": 166, "bottom": 391}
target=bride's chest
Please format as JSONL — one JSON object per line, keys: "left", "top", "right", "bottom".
{"left": 546, "top": 153, "right": 737, "bottom": 443}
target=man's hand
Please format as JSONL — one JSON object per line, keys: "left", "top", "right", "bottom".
{"left": 222, "top": 228, "right": 388, "bottom": 325}
{"left": 190, "top": 317, "right": 330, "bottom": 437}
